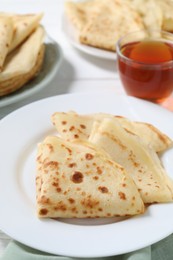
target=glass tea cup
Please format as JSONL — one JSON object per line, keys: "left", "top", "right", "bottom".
{"left": 116, "top": 30, "right": 173, "bottom": 105}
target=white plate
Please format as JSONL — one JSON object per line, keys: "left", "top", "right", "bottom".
{"left": 0, "top": 92, "right": 173, "bottom": 258}
{"left": 62, "top": 15, "right": 117, "bottom": 60}
{"left": 0, "top": 36, "right": 63, "bottom": 108}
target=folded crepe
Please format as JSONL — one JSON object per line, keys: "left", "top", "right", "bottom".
{"left": 125, "top": 0, "right": 163, "bottom": 31}
{"left": 127, "top": 0, "right": 173, "bottom": 32}
{"left": 157, "top": 0, "right": 173, "bottom": 32}
{"left": 113, "top": 115, "right": 173, "bottom": 153}
{"left": 65, "top": 0, "right": 144, "bottom": 52}
{"left": 89, "top": 118, "right": 173, "bottom": 204}
{"left": 65, "top": 0, "right": 173, "bottom": 52}
{"left": 51, "top": 111, "right": 95, "bottom": 141}
{"left": 79, "top": 0, "right": 144, "bottom": 51}
{"left": 51, "top": 112, "right": 173, "bottom": 153}
{"left": 65, "top": 0, "right": 100, "bottom": 31}
{"left": 0, "top": 16, "right": 13, "bottom": 71}
{"left": 0, "top": 25, "right": 45, "bottom": 96}
{"left": 36, "top": 136, "right": 144, "bottom": 218}
{"left": 9, "top": 13, "right": 43, "bottom": 53}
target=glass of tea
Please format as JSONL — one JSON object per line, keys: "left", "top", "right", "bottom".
{"left": 116, "top": 30, "right": 173, "bottom": 105}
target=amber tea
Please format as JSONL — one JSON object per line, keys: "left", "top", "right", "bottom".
{"left": 117, "top": 34, "right": 173, "bottom": 103}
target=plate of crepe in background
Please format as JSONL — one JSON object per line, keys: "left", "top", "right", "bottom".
{"left": 0, "top": 92, "right": 173, "bottom": 257}
{"left": 62, "top": 15, "right": 117, "bottom": 60}
{"left": 63, "top": 0, "right": 173, "bottom": 59}
{"left": 0, "top": 12, "right": 63, "bottom": 107}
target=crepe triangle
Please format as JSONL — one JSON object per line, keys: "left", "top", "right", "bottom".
{"left": 65, "top": 0, "right": 100, "bottom": 31}
{"left": 88, "top": 118, "right": 173, "bottom": 203}
{"left": 36, "top": 136, "right": 144, "bottom": 218}
{"left": 78, "top": 0, "right": 144, "bottom": 51}
{"left": 0, "top": 26, "right": 45, "bottom": 82}
{"left": 0, "top": 16, "right": 13, "bottom": 71}
{"left": 9, "top": 13, "right": 43, "bottom": 52}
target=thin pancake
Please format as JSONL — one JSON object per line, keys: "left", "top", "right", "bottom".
{"left": 51, "top": 112, "right": 173, "bottom": 153}
{"left": 89, "top": 118, "right": 173, "bottom": 203}
{"left": 0, "top": 26, "right": 45, "bottom": 82}
{"left": 126, "top": 0, "right": 163, "bottom": 31}
{"left": 157, "top": 0, "right": 173, "bottom": 32}
{"left": 0, "top": 44, "right": 45, "bottom": 96}
{"left": 79, "top": 0, "right": 144, "bottom": 51}
{"left": 65, "top": 0, "right": 100, "bottom": 31}
{"left": 9, "top": 13, "right": 43, "bottom": 52}
{"left": 127, "top": 0, "right": 173, "bottom": 32}
{"left": 51, "top": 111, "right": 95, "bottom": 141}
{"left": 113, "top": 115, "right": 173, "bottom": 153}
{"left": 36, "top": 136, "right": 144, "bottom": 218}
{"left": 0, "top": 16, "right": 13, "bottom": 71}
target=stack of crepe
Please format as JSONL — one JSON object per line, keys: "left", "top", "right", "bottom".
{"left": 64, "top": 0, "right": 173, "bottom": 52}
{"left": 35, "top": 111, "right": 173, "bottom": 219}
{"left": 0, "top": 13, "right": 45, "bottom": 96}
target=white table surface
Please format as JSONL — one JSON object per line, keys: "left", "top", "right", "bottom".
{"left": 0, "top": 0, "right": 172, "bottom": 257}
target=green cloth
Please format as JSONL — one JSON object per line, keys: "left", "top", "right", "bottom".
{"left": 1, "top": 234, "right": 173, "bottom": 260}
